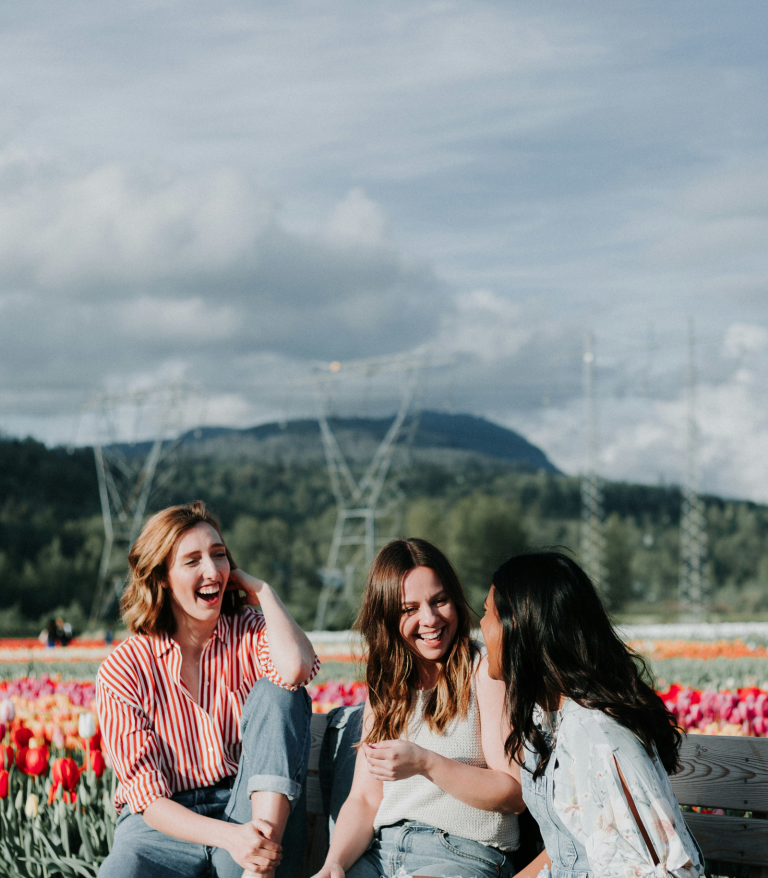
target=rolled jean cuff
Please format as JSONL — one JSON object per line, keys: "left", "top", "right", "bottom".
{"left": 247, "top": 774, "right": 302, "bottom": 808}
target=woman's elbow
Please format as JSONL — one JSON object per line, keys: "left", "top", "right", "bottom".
{"left": 278, "top": 656, "right": 316, "bottom": 687}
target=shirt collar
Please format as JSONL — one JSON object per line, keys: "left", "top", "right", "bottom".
{"left": 151, "top": 630, "right": 175, "bottom": 658}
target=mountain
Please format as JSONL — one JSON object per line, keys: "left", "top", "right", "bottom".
{"left": 177, "top": 411, "right": 561, "bottom": 473}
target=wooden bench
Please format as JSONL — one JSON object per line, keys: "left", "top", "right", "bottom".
{"left": 671, "top": 734, "right": 768, "bottom": 878}
{"left": 301, "top": 714, "right": 768, "bottom": 878}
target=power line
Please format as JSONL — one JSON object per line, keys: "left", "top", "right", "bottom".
{"left": 679, "top": 318, "right": 709, "bottom": 615}
{"left": 580, "top": 332, "right": 606, "bottom": 593}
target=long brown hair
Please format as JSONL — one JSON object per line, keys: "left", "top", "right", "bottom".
{"left": 121, "top": 500, "right": 242, "bottom": 637}
{"left": 356, "top": 538, "right": 476, "bottom": 743}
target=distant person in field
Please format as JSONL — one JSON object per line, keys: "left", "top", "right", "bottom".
{"left": 313, "top": 538, "right": 524, "bottom": 878}
{"left": 96, "top": 501, "right": 318, "bottom": 878}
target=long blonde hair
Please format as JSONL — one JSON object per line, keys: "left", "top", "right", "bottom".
{"left": 121, "top": 501, "right": 241, "bottom": 636}
{"left": 356, "top": 538, "right": 476, "bottom": 743}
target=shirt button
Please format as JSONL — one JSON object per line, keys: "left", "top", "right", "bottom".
{"left": 208, "top": 746, "right": 214, "bottom": 752}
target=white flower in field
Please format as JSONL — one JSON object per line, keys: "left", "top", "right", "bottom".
{"left": 78, "top": 712, "right": 96, "bottom": 739}
{"left": 24, "top": 793, "right": 39, "bottom": 818}
{"left": 0, "top": 700, "right": 15, "bottom": 723}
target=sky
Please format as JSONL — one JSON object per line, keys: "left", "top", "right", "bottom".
{"left": 2, "top": 1, "right": 768, "bottom": 501}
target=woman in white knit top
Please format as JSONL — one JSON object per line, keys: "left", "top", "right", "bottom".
{"left": 313, "top": 539, "right": 525, "bottom": 878}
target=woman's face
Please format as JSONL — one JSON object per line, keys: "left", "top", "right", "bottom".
{"left": 480, "top": 585, "right": 504, "bottom": 681}
{"left": 399, "top": 566, "right": 459, "bottom": 668}
{"left": 165, "top": 522, "right": 231, "bottom": 628}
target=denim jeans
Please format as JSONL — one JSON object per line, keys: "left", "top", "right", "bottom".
{"left": 98, "top": 677, "right": 312, "bottom": 878}
{"left": 347, "top": 821, "right": 516, "bottom": 878}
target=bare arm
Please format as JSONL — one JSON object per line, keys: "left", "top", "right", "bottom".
{"left": 229, "top": 569, "right": 317, "bottom": 686}
{"left": 312, "top": 702, "right": 384, "bottom": 878}
{"left": 143, "top": 797, "right": 283, "bottom": 874}
{"left": 364, "top": 656, "right": 525, "bottom": 814}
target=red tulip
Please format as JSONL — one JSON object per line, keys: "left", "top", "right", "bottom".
{"left": 0, "top": 769, "right": 7, "bottom": 799}
{"left": 12, "top": 727, "right": 32, "bottom": 749}
{"left": 16, "top": 746, "right": 28, "bottom": 773}
{"left": 49, "top": 757, "right": 81, "bottom": 804}
{"left": 0, "top": 722, "right": 5, "bottom": 740}
{"left": 0, "top": 743, "right": 13, "bottom": 769}
{"left": 90, "top": 750, "right": 106, "bottom": 778}
{"left": 24, "top": 746, "right": 49, "bottom": 776}
{"left": 89, "top": 730, "right": 102, "bottom": 751}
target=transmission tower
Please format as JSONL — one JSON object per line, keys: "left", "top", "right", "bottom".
{"left": 580, "top": 332, "right": 607, "bottom": 592}
{"left": 81, "top": 384, "right": 204, "bottom": 626}
{"left": 679, "top": 318, "right": 708, "bottom": 614}
{"left": 312, "top": 357, "right": 422, "bottom": 630}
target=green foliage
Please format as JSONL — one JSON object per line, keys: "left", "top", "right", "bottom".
{"left": 0, "top": 763, "right": 117, "bottom": 877}
{"left": 2, "top": 436, "right": 768, "bottom": 631}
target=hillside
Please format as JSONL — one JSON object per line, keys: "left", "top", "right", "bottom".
{"left": 175, "top": 410, "right": 561, "bottom": 472}
{"left": 0, "top": 416, "right": 767, "bottom": 633}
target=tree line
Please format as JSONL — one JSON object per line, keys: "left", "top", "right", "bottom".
{"left": 1, "top": 435, "right": 767, "bottom": 635}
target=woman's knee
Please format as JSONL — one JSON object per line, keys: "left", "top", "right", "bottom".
{"left": 240, "top": 679, "right": 311, "bottom": 767}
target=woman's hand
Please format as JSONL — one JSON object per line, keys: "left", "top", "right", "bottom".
{"left": 227, "top": 568, "right": 267, "bottom": 607}
{"left": 311, "top": 862, "right": 346, "bottom": 878}
{"left": 362, "top": 740, "right": 431, "bottom": 782}
{"left": 222, "top": 818, "right": 283, "bottom": 873}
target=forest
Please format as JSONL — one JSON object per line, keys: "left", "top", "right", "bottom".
{"left": 1, "top": 432, "right": 768, "bottom": 634}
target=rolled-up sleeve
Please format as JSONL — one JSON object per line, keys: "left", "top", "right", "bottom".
{"left": 96, "top": 673, "right": 172, "bottom": 813}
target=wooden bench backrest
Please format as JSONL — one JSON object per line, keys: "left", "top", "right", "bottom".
{"left": 671, "top": 734, "right": 768, "bottom": 876}
{"left": 303, "top": 717, "right": 768, "bottom": 876}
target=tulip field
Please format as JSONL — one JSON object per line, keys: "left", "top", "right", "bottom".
{"left": 0, "top": 630, "right": 767, "bottom": 876}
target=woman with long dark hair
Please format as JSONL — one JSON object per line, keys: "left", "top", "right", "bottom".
{"left": 481, "top": 551, "right": 704, "bottom": 878}
{"left": 313, "top": 538, "right": 525, "bottom": 878}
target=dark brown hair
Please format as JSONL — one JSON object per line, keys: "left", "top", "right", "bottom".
{"left": 356, "top": 538, "right": 477, "bottom": 743}
{"left": 121, "top": 501, "right": 242, "bottom": 637}
{"left": 492, "top": 551, "right": 681, "bottom": 779}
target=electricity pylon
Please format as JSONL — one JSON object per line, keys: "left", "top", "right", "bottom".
{"left": 312, "top": 357, "right": 422, "bottom": 630}
{"left": 81, "top": 384, "right": 204, "bottom": 626}
{"left": 679, "top": 319, "right": 708, "bottom": 614}
{"left": 580, "top": 332, "right": 606, "bottom": 592}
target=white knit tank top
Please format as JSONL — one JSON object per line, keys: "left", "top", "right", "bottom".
{"left": 372, "top": 656, "right": 520, "bottom": 851}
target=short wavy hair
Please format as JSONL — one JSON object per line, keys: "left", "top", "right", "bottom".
{"left": 120, "top": 501, "right": 241, "bottom": 637}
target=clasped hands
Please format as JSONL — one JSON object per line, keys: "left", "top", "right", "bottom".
{"left": 226, "top": 818, "right": 282, "bottom": 876}
{"left": 362, "top": 739, "right": 431, "bottom": 782}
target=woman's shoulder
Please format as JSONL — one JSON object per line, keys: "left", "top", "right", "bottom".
{"left": 558, "top": 699, "right": 647, "bottom": 755}
{"left": 97, "top": 633, "right": 156, "bottom": 683}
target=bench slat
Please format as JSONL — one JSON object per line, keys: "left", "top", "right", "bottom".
{"left": 306, "top": 714, "right": 329, "bottom": 815}
{"left": 684, "top": 813, "right": 768, "bottom": 866}
{"left": 671, "top": 736, "right": 768, "bottom": 811}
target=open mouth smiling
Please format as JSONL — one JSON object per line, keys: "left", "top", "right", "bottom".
{"left": 195, "top": 584, "right": 222, "bottom": 605}
{"left": 417, "top": 629, "right": 444, "bottom": 643}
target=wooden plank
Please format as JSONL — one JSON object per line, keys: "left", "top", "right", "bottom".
{"left": 306, "top": 713, "right": 330, "bottom": 816}
{"left": 672, "top": 735, "right": 768, "bottom": 811}
{"left": 684, "top": 813, "right": 768, "bottom": 866}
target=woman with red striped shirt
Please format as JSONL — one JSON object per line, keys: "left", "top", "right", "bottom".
{"left": 96, "top": 501, "right": 319, "bottom": 878}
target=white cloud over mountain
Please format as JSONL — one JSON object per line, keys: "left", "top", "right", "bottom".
{"left": 2, "top": 1, "right": 768, "bottom": 502}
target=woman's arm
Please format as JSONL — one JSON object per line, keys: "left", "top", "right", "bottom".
{"left": 229, "top": 569, "right": 317, "bottom": 686}
{"left": 143, "top": 797, "right": 283, "bottom": 874}
{"left": 363, "top": 655, "right": 525, "bottom": 814}
{"left": 313, "top": 702, "right": 384, "bottom": 878}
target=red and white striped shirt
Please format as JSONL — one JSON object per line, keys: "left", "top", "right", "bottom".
{"left": 96, "top": 607, "right": 319, "bottom": 814}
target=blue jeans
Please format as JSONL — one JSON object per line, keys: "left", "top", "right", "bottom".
{"left": 347, "top": 821, "right": 515, "bottom": 878}
{"left": 98, "top": 678, "right": 312, "bottom": 878}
